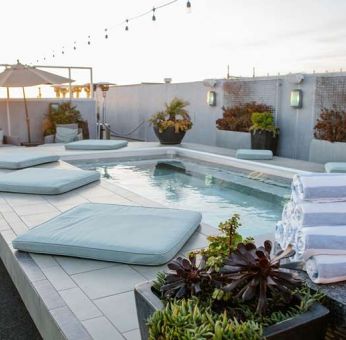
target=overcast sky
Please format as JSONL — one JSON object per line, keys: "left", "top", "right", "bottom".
{"left": 1, "top": 0, "right": 346, "bottom": 85}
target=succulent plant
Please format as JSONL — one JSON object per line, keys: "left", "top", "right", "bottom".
{"left": 160, "top": 255, "right": 211, "bottom": 299}
{"left": 221, "top": 241, "right": 301, "bottom": 314}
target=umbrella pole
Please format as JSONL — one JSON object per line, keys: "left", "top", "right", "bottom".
{"left": 6, "top": 88, "right": 11, "bottom": 136}
{"left": 22, "top": 87, "right": 31, "bottom": 143}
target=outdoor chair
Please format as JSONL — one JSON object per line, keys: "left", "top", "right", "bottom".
{"left": 0, "top": 133, "right": 21, "bottom": 146}
{"left": 44, "top": 123, "right": 83, "bottom": 144}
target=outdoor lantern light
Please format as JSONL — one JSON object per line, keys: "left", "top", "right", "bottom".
{"left": 290, "top": 89, "right": 303, "bottom": 108}
{"left": 207, "top": 90, "right": 216, "bottom": 106}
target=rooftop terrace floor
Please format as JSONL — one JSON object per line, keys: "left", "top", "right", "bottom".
{"left": 0, "top": 142, "right": 325, "bottom": 339}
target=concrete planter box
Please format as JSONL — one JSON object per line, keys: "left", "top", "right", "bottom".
{"left": 309, "top": 139, "right": 346, "bottom": 163}
{"left": 216, "top": 129, "right": 251, "bottom": 150}
{"left": 135, "top": 281, "right": 329, "bottom": 340}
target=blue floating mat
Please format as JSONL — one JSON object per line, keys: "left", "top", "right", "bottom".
{"left": 12, "top": 203, "right": 202, "bottom": 265}
{"left": 236, "top": 149, "right": 273, "bottom": 160}
{"left": 0, "top": 152, "right": 59, "bottom": 169}
{"left": 65, "top": 139, "right": 128, "bottom": 150}
{"left": 0, "top": 168, "right": 100, "bottom": 195}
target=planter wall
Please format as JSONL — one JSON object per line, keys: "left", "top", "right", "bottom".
{"left": 216, "top": 130, "right": 251, "bottom": 150}
{"left": 309, "top": 138, "right": 346, "bottom": 163}
{"left": 135, "top": 281, "right": 329, "bottom": 340}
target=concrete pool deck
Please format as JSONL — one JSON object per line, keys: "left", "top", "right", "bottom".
{"left": 0, "top": 142, "right": 324, "bottom": 339}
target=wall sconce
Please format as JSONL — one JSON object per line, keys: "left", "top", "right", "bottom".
{"left": 207, "top": 90, "right": 216, "bottom": 106}
{"left": 290, "top": 89, "right": 303, "bottom": 108}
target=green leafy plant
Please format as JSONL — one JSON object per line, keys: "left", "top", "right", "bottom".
{"left": 314, "top": 105, "right": 346, "bottom": 142}
{"left": 148, "top": 298, "right": 264, "bottom": 340}
{"left": 221, "top": 241, "right": 301, "bottom": 314}
{"left": 216, "top": 102, "right": 273, "bottom": 132}
{"left": 195, "top": 214, "right": 253, "bottom": 271}
{"left": 249, "top": 112, "right": 279, "bottom": 137}
{"left": 149, "top": 97, "right": 193, "bottom": 133}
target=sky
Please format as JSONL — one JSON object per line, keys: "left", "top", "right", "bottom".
{"left": 1, "top": 0, "right": 346, "bottom": 87}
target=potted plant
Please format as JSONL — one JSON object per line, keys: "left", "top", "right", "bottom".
{"left": 149, "top": 98, "right": 192, "bottom": 145}
{"left": 250, "top": 111, "right": 279, "bottom": 155}
{"left": 135, "top": 215, "right": 329, "bottom": 340}
{"left": 215, "top": 102, "right": 272, "bottom": 150}
{"left": 309, "top": 105, "right": 346, "bottom": 163}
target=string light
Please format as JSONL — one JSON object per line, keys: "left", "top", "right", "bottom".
{"left": 186, "top": 0, "right": 192, "bottom": 13}
{"left": 35, "top": 0, "right": 184, "bottom": 61}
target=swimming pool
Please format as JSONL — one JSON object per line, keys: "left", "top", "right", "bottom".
{"left": 73, "top": 157, "right": 291, "bottom": 237}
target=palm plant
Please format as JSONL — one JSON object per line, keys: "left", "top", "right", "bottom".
{"left": 149, "top": 97, "right": 192, "bottom": 133}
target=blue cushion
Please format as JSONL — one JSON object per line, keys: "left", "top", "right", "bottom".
{"left": 0, "top": 168, "right": 100, "bottom": 195}
{"left": 325, "top": 162, "right": 346, "bottom": 173}
{"left": 0, "top": 152, "right": 59, "bottom": 169}
{"left": 12, "top": 203, "right": 202, "bottom": 265}
{"left": 236, "top": 149, "right": 273, "bottom": 160}
{"left": 65, "top": 139, "right": 128, "bottom": 150}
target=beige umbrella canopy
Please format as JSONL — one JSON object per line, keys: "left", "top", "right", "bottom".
{"left": 0, "top": 61, "right": 73, "bottom": 143}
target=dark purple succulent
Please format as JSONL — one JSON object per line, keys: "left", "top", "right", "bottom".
{"left": 220, "top": 240, "right": 301, "bottom": 314}
{"left": 160, "top": 255, "right": 211, "bottom": 299}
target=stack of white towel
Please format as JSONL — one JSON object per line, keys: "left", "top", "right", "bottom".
{"left": 275, "top": 173, "right": 346, "bottom": 284}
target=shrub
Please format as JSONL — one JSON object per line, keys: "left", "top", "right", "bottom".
{"left": 216, "top": 102, "right": 273, "bottom": 132}
{"left": 314, "top": 105, "right": 346, "bottom": 142}
{"left": 249, "top": 111, "right": 279, "bottom": 137}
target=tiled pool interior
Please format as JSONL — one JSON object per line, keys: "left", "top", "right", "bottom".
{"left": 72, "top": 157, "right": 291, "bottom": 237}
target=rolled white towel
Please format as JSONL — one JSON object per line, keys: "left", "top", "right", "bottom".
{"left": 306, "top": 255, "right": 346, "bottom": 284}
{"left": 282, "top": 200, "right": 295, "bottom": 221}
{"left": 295, "top": 226, "right": 346, "bottom": 260}
{"left": 275, "top": 221, "right": 285, "bottom": 247}
{"left": 292, "top": 173, "right": 346, "bottom": 202}
{"left": 292, "top": 201, "right": 346, "bottom": 227}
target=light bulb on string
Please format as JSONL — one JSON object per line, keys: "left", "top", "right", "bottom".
{"left": 125, "top": 19, "right": 129, "bottom": 31}
{"left": 104, "top": 28, "right": 108, "bottom": 39}
{"left": 152, "top": 7, "right": 156, "bottom": 21}
{"left": 87, "top": 35, "right": 91, "bottom": 45}
{"left": 62, "top": 47, "right": 65, "bottom": 55}
{"left": 186, "top": 1, "right": 192, "bottom": 13}
{"left": 52, "top": 52, "right": 55, "bottom": 58}
{"left": 73, "top": 41, "right": 77, "bottom": 50}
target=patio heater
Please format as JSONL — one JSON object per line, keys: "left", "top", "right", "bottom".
{"left": 94, "top": 82, "right": 115, "bottom": 139}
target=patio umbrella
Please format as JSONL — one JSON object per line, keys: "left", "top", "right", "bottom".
{"left": 0, "top": 61, "right": 73, "bottom": 143}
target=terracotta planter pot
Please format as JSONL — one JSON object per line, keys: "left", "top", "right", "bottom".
{"left": 154, "top": 127, "right": 186, "bottom": 145}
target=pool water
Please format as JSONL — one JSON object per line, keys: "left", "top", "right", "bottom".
{"left": 74, "top": 158, "right": 291, "bottom": 237}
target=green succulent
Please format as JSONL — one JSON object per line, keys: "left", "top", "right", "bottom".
{"left": 148, "top": 298, "right": 264, "bottom": 340}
